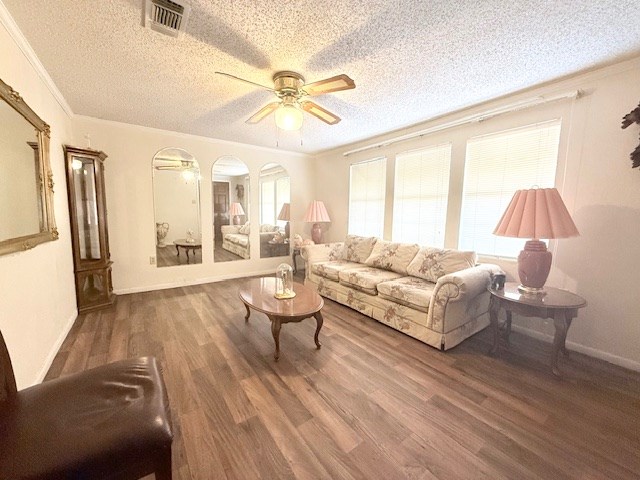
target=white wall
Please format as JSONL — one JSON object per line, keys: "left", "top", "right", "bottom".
{"left": 0, "top": 16, "right": 76, "bottom": 388}
{"left": 72, "top": 116, "right": 315, "bottom": 293}
{"left": 153, "top": 168, "right": 201, "bottom": 244}
{"left": 315, "top": 58, "right": 640, "bottom": 370}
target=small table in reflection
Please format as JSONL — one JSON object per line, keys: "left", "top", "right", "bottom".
{"left": 238, "top": 277, "right": 323, "bottom": 361}
{"left": 173, "top": 239, "right": 202, "bottom": 264}
{"left": 488, "top": 282, "right": 586, "bottom": 376}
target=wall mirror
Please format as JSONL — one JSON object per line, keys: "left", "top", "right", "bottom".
{"left": 259, "top": 163, "right": 290, "bottom": 258}
{"left": 152, "top": 148, "right": 202, "bottom": 267}
{"left": 212, "top": 156, "right": 250, "bottom": 262}
{"left": 0, "top": 78, "right": 57, "bottom": 255}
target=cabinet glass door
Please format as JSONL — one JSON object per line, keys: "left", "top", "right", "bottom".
{"left": 71, "top": 156, "right": 102, "bottom": 260}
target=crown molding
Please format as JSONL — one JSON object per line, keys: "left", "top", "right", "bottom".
{"left": 0, "top": 0, "right": 74, "bottom": 117}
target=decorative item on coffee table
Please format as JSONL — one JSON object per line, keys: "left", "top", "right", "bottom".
{"left": 275, "top": 263, "right": 295, "bottom": 299}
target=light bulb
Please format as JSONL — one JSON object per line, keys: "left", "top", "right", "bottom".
{"left": 275, "top": 103, "right": 303, "bottom": 131}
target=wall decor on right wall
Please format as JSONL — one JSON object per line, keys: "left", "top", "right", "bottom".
{"left": 621, "top": 101, "right": 640, "bottom": 169}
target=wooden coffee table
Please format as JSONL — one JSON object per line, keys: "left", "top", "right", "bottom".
{"left": 174, "top": 239, "right": 202, "bottom": 264}
{"left": 238, "top": 277, "right": 323, "bottom": 361}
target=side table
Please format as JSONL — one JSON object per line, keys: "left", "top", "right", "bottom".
{"left": 291, "top": 247, "right": 302, "bottom": 274}
{"left": 488, "top": 282, "right": 586, "bottom": 376}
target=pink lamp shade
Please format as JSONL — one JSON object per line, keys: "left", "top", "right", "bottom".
{"left": 277, "top": 203, "right": 291, "bottom": 238}
{"left": 229, "top": 202, "right": 245, "bottom": 225}
{"left": 493, "top": 188, "right": 579, "bottom": 294}
{"left": 304, "top": 200, "right": 331, "bottom": 244}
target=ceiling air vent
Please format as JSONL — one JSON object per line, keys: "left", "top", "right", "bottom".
{"left": 144, "top": 0, "right": 191, "bottom": 37}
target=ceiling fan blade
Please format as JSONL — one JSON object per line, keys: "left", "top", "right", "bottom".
{"left": 301, "top": 101, "right": 341, "bottom": 125}
{"left": 215, "top": 72, "right": 274, "bottom": 92}
{"left": 303, "top": 74, "right": 355, "bottom": 96}
{"left": 246, "top": 102, "right": 280, "bottom": 124}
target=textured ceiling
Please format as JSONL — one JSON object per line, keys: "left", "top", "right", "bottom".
{"left": 4, "top": 0, "right": 640, "bottom": 154}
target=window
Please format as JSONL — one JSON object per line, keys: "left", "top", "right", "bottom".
{"left": 459, "top": 120, "right": 562, "bottom": 257}
{"left": 392, "top": 144, "right": 451, "bottom": 247}
{"left": 348, "top": 157, "right": 386, "bottom": 237}
{"left": 260, "top": 180, "right": 275, "bottom": 225}
{"left": 275, "top": 176, "right": 290, "bottom": 229}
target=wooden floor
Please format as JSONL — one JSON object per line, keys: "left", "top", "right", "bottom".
{"left": 157, "top": 245, "right": 203, "bottom": 267}
{"left": 47, "top": 276, "right": 640, "bottom": 479}
{"left": 214, "top": 241, "right": 244, "bottom": 263}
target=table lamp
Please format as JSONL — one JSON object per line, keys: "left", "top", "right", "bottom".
{"left": 493, "top": 187, "right": 579, "bottom": 294}
{"left": 228, "top": 202, "right": 245, "bottom": 225}
{"left": 277, "top": 202, "right": 291, "bottom": 239}
{"left": 303, "top": 200, "right": 331, "bottom": 244}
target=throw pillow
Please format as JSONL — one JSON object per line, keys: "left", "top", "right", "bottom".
{"left": 342, "top": 235, "right": 377, "bottom": 263}
{"left": 364, "top": 241, "right": 420, "bottom": 274}
{"left": 407, "top": 247, "right": 477, "bottom": 283}
{"left": 239, "top": 223, "right": 250, "bottom": 235}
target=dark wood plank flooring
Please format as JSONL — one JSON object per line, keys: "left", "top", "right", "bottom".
{"left": 157, "top": 245, "right": 202, "bottom": 267}
{"left": 46, "top": 276, "right": 640, "bottom": 479}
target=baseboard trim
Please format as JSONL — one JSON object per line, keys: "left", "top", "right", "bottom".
{"left": 34, "top": 309, "right": 78, "bottom": 385}
{"left": 511, "top": 324, "right": 640, "bottom": 372}
{"left": 113, "top": 269, "right": 277, "bottom": 295}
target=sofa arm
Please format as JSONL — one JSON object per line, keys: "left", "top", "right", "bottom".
{"left": 301, "top": 242, "right": 345, "bottom": 277}
{"left": 221, "top": 225, "right": 240, "bottom": 236}
{"left": 427, "top": 263, "right": 503, "bottom": 333}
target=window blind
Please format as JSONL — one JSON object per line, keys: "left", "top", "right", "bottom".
{"left": 275, "top": 176, "right": 290, "bottom": 228}
{"left": 260, "top": 180, "right": 275, "bottom": 225}
{"left": 459, "top": 120, "right": 561, "bottom": 257}
{"left": 348, "top": 157, "right": 386, "bottom": 237}
{"left": 392, "top": 144, "right": 451, "bottom": 247}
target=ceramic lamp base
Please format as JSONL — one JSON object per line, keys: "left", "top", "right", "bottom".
{"left": 311, "top": 223, "right": 323, "bottom": 244}
{"left": 284, "top": 221, "right": 290, "bottom": 239}
{"left": 517, "top": 240, "right": 552, "bottom": 292}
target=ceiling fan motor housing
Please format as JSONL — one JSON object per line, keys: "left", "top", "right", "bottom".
{"left": 273, "top": 71, "right": 305, "bottom": 98}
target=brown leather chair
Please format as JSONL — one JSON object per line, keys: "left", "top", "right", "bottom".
{"left": 0, "top": 329, "right": 173, "bottom": 479}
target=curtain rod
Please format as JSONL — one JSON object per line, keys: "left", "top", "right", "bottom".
{"left": 343, "top": 90, "right": 582, "bottom": 157}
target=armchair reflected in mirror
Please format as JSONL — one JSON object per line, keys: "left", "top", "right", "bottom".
{"left": 0, "top": 78, "right": 57, "bottom": 255}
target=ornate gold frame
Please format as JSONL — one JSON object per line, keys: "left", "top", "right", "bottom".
{"left": 0, "top": 78, "right": 58, "bottom": 255}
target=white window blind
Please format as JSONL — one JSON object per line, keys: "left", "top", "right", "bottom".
{"left": 392, "top": 144, "right": 451, "bottom": 247}
{"left": 459, "top": 120, "right": 561, "bottom": 257}
{"left": 260, "top": 180, "right": 275, "bottom": 225}
{"left": 348, "top": 157, "right": 386, "bottom": 237}
{"left": 275, "top": 176, "right": 290, "bottom": 228}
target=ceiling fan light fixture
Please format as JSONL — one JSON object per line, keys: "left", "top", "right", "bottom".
{"left": 275, "top": 102, "right": 303, "bottom": 131}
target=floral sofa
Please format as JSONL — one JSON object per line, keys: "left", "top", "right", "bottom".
{"left": 221, "top": 223, "right": 283, "bottom": 259}
{"left": 302, "top": 235, "right": 501, "bottom": 350}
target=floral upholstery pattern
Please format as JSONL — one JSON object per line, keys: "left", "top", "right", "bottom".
{"left": 376, "top": 276, "right": 435, "bottom": 313}
{"left": 311, "top": 261, "right": 363, "bottom": 282}
{"left": 338, "top": 267, "right": 403, "bottom": 295}
{"left": 407, "top": 247, "right": 477, "bottom": 283}
{"left": 342, "top": 235, "right": 378, "bottom": 263}
{"left": 364, "top": 240, "right": 420, "bottom": 274}
{"left": 238, "top": 222, "right": 250, "bottom": 234}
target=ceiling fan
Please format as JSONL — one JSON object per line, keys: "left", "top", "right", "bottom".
{"left": 215, "top": 71, "right": 355, "bottom": 130}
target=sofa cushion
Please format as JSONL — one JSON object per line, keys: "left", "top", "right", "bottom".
{"left": 376, "top": 277, "right": 436, "bottom": 313}
{"left": 342, "top": 235, "right": 377, "bottom": 263}
{"left": 260, "top": 224, "right": 278, "bottom": 233}
{"left": 311, "top": 260, "right": 363, "bottom": 282}
{"left": 338, "top": 267, "right": 403, "bottom": 295}
{"left": 407, "top": 247, "right": 477, "bottom": 283}
{"left": 364, "top": 240, "right": 420, "bottom": 274}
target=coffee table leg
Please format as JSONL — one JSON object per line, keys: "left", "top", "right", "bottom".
{"left": 244, "top": 304, "right": 251, "bottom": 322}
{"left": 271, "top": 317, "right": 281, "bottom": 361}
{"left": 313, "top": 311, "right": 323, "bottom": 349}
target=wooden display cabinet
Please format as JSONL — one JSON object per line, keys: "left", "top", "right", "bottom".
{"left": 64, "top": 146, "right": 115, "bottom": 313}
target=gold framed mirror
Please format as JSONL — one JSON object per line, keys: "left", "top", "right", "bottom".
{"left": 0, "top": 78, "right": 57, "bottom": 255}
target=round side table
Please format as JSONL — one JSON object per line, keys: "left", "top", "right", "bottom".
{"left": 488, "top": 282, "right": 586, "bottom": 376}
